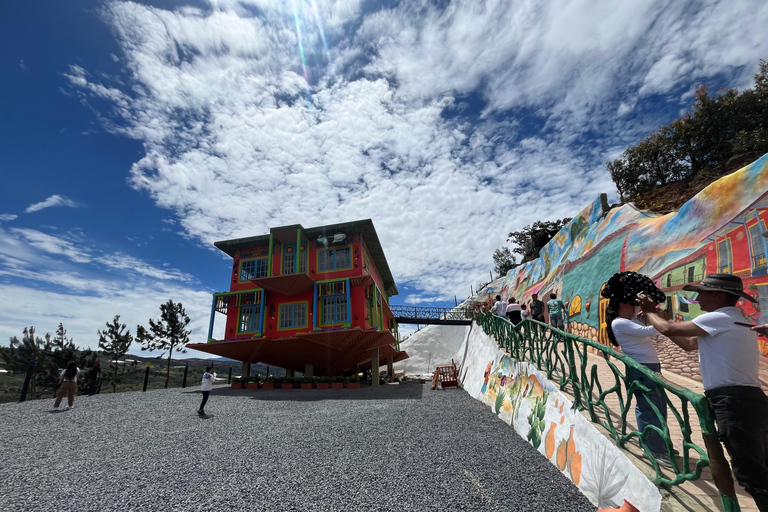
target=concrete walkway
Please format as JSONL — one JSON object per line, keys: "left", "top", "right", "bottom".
{"left": 0, "top": 382, "right": 595, "bottom": 512}
{"left": 560, "top": 350, "right": 759, "bottom": 512}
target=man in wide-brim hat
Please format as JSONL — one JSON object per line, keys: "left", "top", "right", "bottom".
{"left": 638, "top": 273, "right": 768, "bottom": 511}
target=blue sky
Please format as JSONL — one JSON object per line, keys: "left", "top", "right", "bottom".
{"left": 1, "top": 0, "right": 766, "bottom": 353}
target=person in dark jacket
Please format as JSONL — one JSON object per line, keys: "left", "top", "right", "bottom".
{"left": 88, "top": 361, "right": 101, "bottom": 396}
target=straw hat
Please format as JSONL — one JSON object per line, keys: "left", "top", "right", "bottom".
{"left": 682, "top": 273, "right": 757, "bottom": 303}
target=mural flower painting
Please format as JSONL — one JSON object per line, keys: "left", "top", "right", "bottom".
{"left": 579, "top": 441, "right": 629, "bottom": 509}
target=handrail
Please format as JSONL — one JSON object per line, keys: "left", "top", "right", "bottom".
{"left": 390, "top": 305, "right": 473, "bottom": 321}
{"left": 473, "top": 311, "right": 739, "bottom": 511}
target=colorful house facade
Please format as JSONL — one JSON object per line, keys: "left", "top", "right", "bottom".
{"left": 187, "top": 220, "right": 408, "bottom": 377}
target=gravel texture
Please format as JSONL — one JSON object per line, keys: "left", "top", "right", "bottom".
{"left": 0, "top": 383, "right": 595, "bottom": 512}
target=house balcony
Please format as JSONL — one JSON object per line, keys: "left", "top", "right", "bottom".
{"left": 251, "top": 271, "right": 315, "bottom": 296}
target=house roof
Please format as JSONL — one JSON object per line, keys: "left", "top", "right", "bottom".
{"left": 214, "top": 219, "right": 398, "bottom": 296}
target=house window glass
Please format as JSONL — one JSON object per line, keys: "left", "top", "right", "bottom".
{"left": 718, "top": 239, "right": 732, "bottom": 273}
{"left": 238, "top": 304, "right": 261, "bottom": 333}
{"left": 240, "top": 258, "right": 268, "bottom": 282}
{"left": 319, "top": 281, "right": 348, "bottom": 325}
{"left": 687, "top": 267, "right": 695, "bottom": 283}
{"left": 749, "top": 222, "right": 767, "bottom": 266}
{"left": 283, "top": 246, "right": 295, "bottom": 275}
{"left": 279, "top": 303, "right": 307, "bottom": 329}
{"left": 318, "top": 246, "right": 352, "bottom": 271}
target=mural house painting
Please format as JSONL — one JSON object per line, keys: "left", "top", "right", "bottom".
{"left": 187, "top": 220, "right": 408, "bottom": 378}
{"left": 477, "top": 153, "right": 768, "bottom": 382}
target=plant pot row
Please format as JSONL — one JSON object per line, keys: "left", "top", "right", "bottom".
{"left": 231, "top": 382, "right": 360, "bottom": 389}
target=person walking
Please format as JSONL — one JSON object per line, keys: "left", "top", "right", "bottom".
{"left": 530, "top": 294, "right": 545, "bottom": 322}
{"left": 88, "top": 360, "right": 101, "bottom": 396}
{"left": 639, "top": 274, "right": 768, "bottom": 511}
{"left": 602, "top": 271, "right": 674, "bottom": 466}
{"left": 546, "top": 293, "right": 566, "bottom": 330}
{"left": 54, "top": 361, "right": 79, "bottom": 410}
{"left": 506, "top": 298, "right": 523, "bottom": 325}
{"left": 199, "top": 366, "right": 217, "bottom": 415}
{"left": 491, "top": 295, "right": 507, "bottom": 319}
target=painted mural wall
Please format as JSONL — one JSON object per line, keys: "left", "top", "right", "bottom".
{"left": 478, "top": 153, "right": 768, "bottom": 375}
{"left": 456, "top": 325, "right": 662, "bottom": 511}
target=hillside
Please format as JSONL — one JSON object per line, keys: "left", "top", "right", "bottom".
{"left": 633, "top": 151, "right": 765, "bottom": 211}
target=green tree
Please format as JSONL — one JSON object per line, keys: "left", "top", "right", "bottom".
{"left": 137, "top": 300, "right": 191, "bottom": 389}
{"left": 2, "top": 327, "right": 53, "bottom": 400}
{"left": 98, "top": 316, "right": 135, "bottom": 393}
{"left": 42, "top": 323, "right": 79, "bottom": 392}
{"left": 606, "top": 58, "right": 768, "bottom": 205}
{"left": 507, "top": 218, "right": 572, "bottom": 261}
{"left": 492, "top": 247, "right": 517, "bottom": 277}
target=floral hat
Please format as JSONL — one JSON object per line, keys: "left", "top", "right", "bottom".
{"left": 600, "top": 271, "right": 666, "bottom": 304}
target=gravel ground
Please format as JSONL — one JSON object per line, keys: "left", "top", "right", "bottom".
{"left": 0, "top": 383, "right": 595, "bottom": 512}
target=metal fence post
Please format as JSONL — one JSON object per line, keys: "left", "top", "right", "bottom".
{"left": 228, "top": 366, "right": 232, "bottom": 384}
{"left": 182, "top": 362, "right": 189, "bottom": 388}
{"left": 142, "top": 362, "right": 150, "bottom": 392}
{"left": 19, "top": 360, "right": 34, "bottom": 402}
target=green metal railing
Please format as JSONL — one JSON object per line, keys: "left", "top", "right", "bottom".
{"left": 475, "top": 311, "right": 740, "bottom": 511}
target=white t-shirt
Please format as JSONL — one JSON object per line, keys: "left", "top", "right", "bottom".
{"left": 692, "top": 307, "right": 760, "bottom": 391}
{"left": 506, "top": 303, "right": 522, "bottom": 313}
{"left": 59, "top": 368, "right": 79, "bottom": 382}
{"left": 611, "top": 317, "right": 660, "bottom": 364}
{"left": 492, "top": 300, "right": 508, "bottom": 318}
{"left": 201, "top": 372, "right": 217, "bottom": 392}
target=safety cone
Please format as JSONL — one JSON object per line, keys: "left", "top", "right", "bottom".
{"left": 596, "top": 499, "right": 639, "bottom": 512}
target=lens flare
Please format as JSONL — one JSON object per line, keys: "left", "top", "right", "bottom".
{"left": 309, "top": 0, "right": 330, "bottom": 60}
{"left": 292, "top": 2, "right": 312, "bottom": 102}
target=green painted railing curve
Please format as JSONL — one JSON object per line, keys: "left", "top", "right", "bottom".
{"left": 474, "top": 311, "right": 739, "bottom": 510}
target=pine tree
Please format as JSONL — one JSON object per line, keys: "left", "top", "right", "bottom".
{"left": 2, "top": 327, "right": 53, "bottom": 399}
{"left": 98, "top": 316, "right": 135, "bottom": 393}
{"left": 44, "top": 323, "right": 79, "bottom": 393}
{"left": 492, "top": 247, "right": 517, "bottom": 277}
{"left": 137, "top": 300, "right": 191, "bottom": 389}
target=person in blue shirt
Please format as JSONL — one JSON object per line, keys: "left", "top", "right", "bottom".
{"left": 546, "top": 293, "right": 566, "bottom": 330}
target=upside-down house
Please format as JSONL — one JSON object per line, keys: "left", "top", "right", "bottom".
{"left": 186, "top": 219, "right": 408, "bottom": 379}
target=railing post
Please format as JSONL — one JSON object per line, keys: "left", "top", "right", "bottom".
{"left": 19, "top": 360, "right": 34, "bottom": 402}
{"left": 143, "top": 362, "right": 150, "bottom": 392}
{"left": 228, "top": 365, "right": 232, "bottom": 384}
{"left": 182, "top": 362, "right": 189, "bottom": 388}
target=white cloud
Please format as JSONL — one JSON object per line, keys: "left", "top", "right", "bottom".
{"left": 0, "top": 214, "right": 17, "bottom": 222}
{"left": 62, "top": 0, "right": 768, "bottom": 302}
{"left": 9, "top": 228, "right": 92, "bottom": 264}
{"left": 25, "top": 194, "right": 82, "bottom": 213}
{"left": 0, "top": 225, "right": 215, "bottom": 350}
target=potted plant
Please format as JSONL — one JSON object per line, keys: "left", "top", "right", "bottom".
{"left": 262, "top": 376, "right": 275, "bottom": 390}
{"left": 279, "top": 376, "right": 293, "bottom": 390}
{"left": 246, "top": 375, "right": 260, "bottom": 389}
{"left": 331, "top": 376, "right": 344, "bottom": 389}
{"left": 346, "top": 374, "right": 361, "bottom": 389}
{"left": 316, "top": 376, "right": 330, "bottom": 389}
{"left": 231, "top": 377, "right": 245, "bottom": 389}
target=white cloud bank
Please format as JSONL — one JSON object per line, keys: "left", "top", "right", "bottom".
{"left": 64, "top": 0, "right": 767, "bottom": 303}
{"left": 0, "top": 225, "right": 216, "bottom": 350}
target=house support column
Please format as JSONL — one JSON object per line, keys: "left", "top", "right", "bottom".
{"left": 371, "top": 347, "right": 380, "bottom": 387}
{"left": 242, "top": 362, "right": 250, "bottom": 380}
{"left": 387, "top": 355, "right": 394, "bottom": 379}
{"left": 304, "top": 364, "right": 314, "bottom": 378}
{"left": 287, "top": 369, "right": 294, "bottom": 378}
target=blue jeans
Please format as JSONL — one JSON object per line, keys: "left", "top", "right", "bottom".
{"left": 628, "top": 362, "right": 667, "bottom": 454}
{"left": 549, "top": 313, "right": 564, "bottom": 330}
